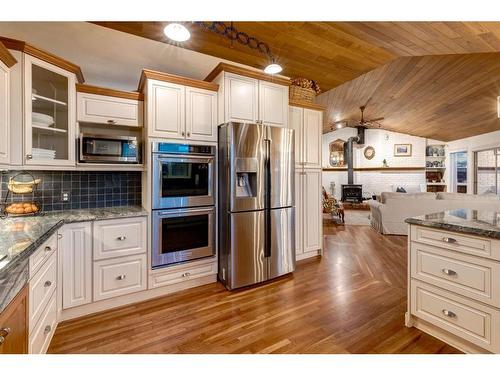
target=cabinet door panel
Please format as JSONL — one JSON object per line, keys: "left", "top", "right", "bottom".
{"left": 0, "top": 287, "right": 28, "bottom": 354}
{"left": 259, "top": 81, "right": 288, "bottom": 128}
{"left": 303, "top": 109, "right": 322, "bottom": 168}
{"left": 0, "top": 60, "right": 10, "bottom": 165}
{"left": 61, "top": 222, "right": 92, "bottom": 309}
{"left": 295, "top": 170, "right": 304, "bottom": 255}
{"left": 225, "top": 73, "right": 258, "bottom": 123}
{"left": 186, "top": 87, "right": 217, "bottom": 141}
{"left": 148, "top": 80, "right": 185, "bottom": 138}
{"left": 289, "top": 106, "right": 304, "bottom": 165}
{"left": 24, "top": 55, "right": 76, "bottom": 166}
{"left": 77, "top": 92, "right": 142, "bottom": 127}
{"left": 304, "top": 170, "right": 322, "bottom": 253}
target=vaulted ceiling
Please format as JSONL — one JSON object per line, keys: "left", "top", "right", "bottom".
{"left": 93, "top": 22, "right": 500, "bottom": 141}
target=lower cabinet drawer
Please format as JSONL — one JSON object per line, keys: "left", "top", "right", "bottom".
{"left": 29, "top": 251, "right": 57, "bottom": 331}
{"left": 93, "top": 254, "right": 147, "bottom": 301}
{"left": 149, "top": 262, "right": 217, "bottom": 289}
{"left": 29, "top": 233, "right": 57, "bottom": 278}
{"left": 411, "top": 242, "right": 500, "bottom": 307}
{"left": 411, "top": 280, "right": 500, "bottom": 352}
{"left": 29, "top": 291, "right": 57, "bottom": 354}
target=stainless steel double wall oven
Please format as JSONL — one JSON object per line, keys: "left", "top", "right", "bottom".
{"left": 151, "top": 143, "right": 216, "bottom": 268}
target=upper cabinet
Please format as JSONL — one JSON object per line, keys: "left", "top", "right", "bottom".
{"left": 289, "top": 103, "right": 324, "bottom": 169}
{"left": 140, "top": 69, "right": 218, "bottom": 142}
{"left": 205, "top": 63, "right": 290, "bottom": 128}
{"left": 1, "top": 36, "right": 84, "bottom": 168}
{"left": 24, "top": 54, "right": 76, "bottom": 166}
{"left": 76, "top": 84, "right": 143, "bottom": 127}
{"left": 0, "top": 41, "right": 16, "bottom": 166}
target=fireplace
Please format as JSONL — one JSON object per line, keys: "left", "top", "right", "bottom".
{"left": 341, "top": 184, "right": 363, "bottom": 203}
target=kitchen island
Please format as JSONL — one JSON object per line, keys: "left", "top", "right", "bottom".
{"left": 405, "top": 208, "right": 500, "bottom": 354}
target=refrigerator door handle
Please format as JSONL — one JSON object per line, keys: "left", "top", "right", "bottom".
{"left": 264, "top": 138, "right": 272, "bottom": 258}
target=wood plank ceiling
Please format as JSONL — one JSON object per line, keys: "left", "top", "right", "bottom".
{"left": 93, "top": 22, "right": 500, "bottom": 141}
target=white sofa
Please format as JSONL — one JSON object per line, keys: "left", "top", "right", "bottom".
{"left": 369, "top": 192, "right": 500, "bottom": 235}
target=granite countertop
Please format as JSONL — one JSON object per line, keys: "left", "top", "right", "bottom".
{"left": 0, "top": 205, "right": 148, "bottom": 313}
{"left": 405, "top": 208, "right": 500, "bottom": 239}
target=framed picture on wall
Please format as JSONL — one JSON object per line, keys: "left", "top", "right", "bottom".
{"left": 394, "top": 144, "right": 412, "bottom": 157}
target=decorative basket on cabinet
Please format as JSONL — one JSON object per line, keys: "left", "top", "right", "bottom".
{"left": 289, "top": 78, "right": 321, "bottom": 103}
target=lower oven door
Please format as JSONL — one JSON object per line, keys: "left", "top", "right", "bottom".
{"left": 152, "top": 206, "right": 215, "bottom": 268}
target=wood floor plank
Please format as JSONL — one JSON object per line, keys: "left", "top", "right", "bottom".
{"left": 48, "top": 223, "right": 461, "bottom": 354}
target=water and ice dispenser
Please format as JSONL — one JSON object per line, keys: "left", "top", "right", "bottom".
{"left": 235, "top": 158, "right": 258, "bottom": 198}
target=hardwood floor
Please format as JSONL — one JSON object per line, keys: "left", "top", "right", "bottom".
{"left": 48, "top": 223, "right": 461, "bottom": 354}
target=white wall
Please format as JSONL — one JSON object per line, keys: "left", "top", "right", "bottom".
{"left": 322, "top": 128, "right": 428, "bottom": 199}
{"left": 446, "top": 130, "right": 500, "bottom": 195}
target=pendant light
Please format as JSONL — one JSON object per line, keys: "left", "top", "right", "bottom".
{"left": 164, "top": 23, "right": 191, "bottom": 42}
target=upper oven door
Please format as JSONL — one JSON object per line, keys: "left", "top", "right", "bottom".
{"left": 152, "top": 153, "right": 215, "bottom": 209}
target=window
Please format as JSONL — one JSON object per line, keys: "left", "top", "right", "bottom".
{"left": 450, "top": 151, "right": 467, "bottom": 193}
{"left": 474, "top": 148, "right": 500, "bottom": 195}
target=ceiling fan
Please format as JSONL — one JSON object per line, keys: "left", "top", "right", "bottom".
{"left": 332, "top": 105, "right": 384, "bottom": 130}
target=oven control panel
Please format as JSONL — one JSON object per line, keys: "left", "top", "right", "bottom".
{"left": 154, "top": 143, "right": 215, "bottom": 155}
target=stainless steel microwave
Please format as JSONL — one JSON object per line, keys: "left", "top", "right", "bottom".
{"left": 79, "top": 134, "right": 140, "bottom": 164}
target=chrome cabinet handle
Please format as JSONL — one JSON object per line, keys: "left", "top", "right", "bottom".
{"left": 116, "top": 274, "right": 126, "bottom": 280}
{"left": 442, "top": 268, "right": 457, "bottom": 276}
{"left": 57, "top": 233, "right": 63, "bottom": 239}
{"left": 0, "top": 327, "right": 11, "bottom": 337}
{"left": 44, "top": 325, "right": 51, "bottom": 335}
{"left": 442, "top": 237, "right": 457, "bottom": 244}
{"left": 44, "top": 280, "right": 52, "bottom": 287}
{"left": 26, "top": 154, "right": 33, "bottom": 160}
{"left": 187, "top": 132, "right": 191, "bottom": 137}
{"left": 107, "top": 119, "right": 116, "bottom": 124}
{"left": 117, "top": 236, "right": 126, "bottom": 241}
{"left": 182, "top": 272, "right": 191, "bottom": 277}
{"left": 181, "top": 131, "right": 185, "bottom": 136}
{"left": 442, "top": 309, "right": 457, "bottom": 318}
{"left": 44, "top": 246, "right": 52, "bottom": 252}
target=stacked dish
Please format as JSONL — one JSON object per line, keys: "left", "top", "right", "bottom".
{"left": 32, "top": 112, "right": 55, "bottom": 128}
{"left": 32, "top": 148, "right": 56, "bottom": 160}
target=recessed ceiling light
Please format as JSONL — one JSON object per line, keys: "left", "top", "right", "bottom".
{"left": 164, "top": 23, "right": 190, "bottom": 42}
{"left": 264, "top": 63, "right": 283, "bottom": 75}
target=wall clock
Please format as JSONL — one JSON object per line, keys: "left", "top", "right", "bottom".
{"left": 364, "top": 146, "right": 375, "bottom": 160}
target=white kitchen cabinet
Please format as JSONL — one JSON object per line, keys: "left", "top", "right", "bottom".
{"left": 186, "top": 86, "right": 218, "bottom": 142}
{"left": 224, "top": 72, "right": 259, "bottom": 123}
{"left": 147, "top": 79, "right": 185, "bottom": 139}
{"left": 77, "top": 92, "right": 143, "bottom": 127}
{"left": 303, "top": 169, "right": 322, "bottom": 253}
{"left": 60, "top": 222, "right": 92, "bottom": 309}
{"left": 24, "top": 54, "right": 76, "bottom": 166}
{"left": 0, "top": 59, "right": 10, "bottom": 165}
{"left": 289, "top": 105, "right": 322, "bottom": 168}
{"left": 295, "top": 169, "right": 322, "bottom": 258}
{"left": 258, "top": 80, "right": 288, "bottom": 128}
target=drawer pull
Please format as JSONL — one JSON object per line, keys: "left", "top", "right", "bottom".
{"left": 0, "top": 327, "right": 11, "bottom": 337}
{"left": 116, "top": 274, "right": 126, "bottom": 280}
{"left": 58, "top": 233, "right": 63, "bottom": 239}
{"left": 44, "top": 325, "right": 52, "bottom": 335}
{"left": 107, "top": 119, "right": 116, "bottom": 124}
{"left": 182, "top": 272, "right": 191, "bottom": 277}
{"left": 441, "top": 268, "right": 457, "bottom": 276}
{"left": 117, "top": 236, "right": 126, "bottom": 241}
{"left": 44, "top": 246, "right": 52, "bottom": 252}
{"left": 442, "top": 309, "right": 457, "bottom": 318}
{"left": 442, "top": 237, "right": 457, "bottom": 244}
{"left": 44, "top": 280, "right": 52, "bottom": 287}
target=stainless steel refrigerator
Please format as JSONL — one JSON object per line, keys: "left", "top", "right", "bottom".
{"left": 218, "top": 122, "right": 295, "bottom": 290}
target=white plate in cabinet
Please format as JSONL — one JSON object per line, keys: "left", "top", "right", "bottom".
{"left": 29, "top": 233, "right": 57, "bottom": 278}
{"left": 411, "top": 242, "right": 500, "bottom": 307}
{"left": 77, "top": 92, "right": 143, "bottom": 127}
{"left": 93, "top": 217, "right": 147, "bottom": 260}
{"left": 93, "top": 254, "right": 147, "bottom": 301}
{"left": 29, "top": 291, "right": 57, "bottom": 354}
{"left": 185, "top": 87, "right": 217, "bottom": 142}
{"left": 149, "top": 262, "right": 217, "bottom": 289}
{"left": 411, "top": 280, "right": 500, "bottom": 353}
{"left": 410, "top": 226, "right": 496, "bottom": 260}
{"left": 29, "top": 251, "right": 57, "bottom": 331}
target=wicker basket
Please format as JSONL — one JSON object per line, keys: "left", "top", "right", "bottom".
{"left": 289, "top": 85, "right": 316, "bottom": 103}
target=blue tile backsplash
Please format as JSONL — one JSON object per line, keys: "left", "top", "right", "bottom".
{"left": 1, "top": 171, "right": 142, "bottom": 212}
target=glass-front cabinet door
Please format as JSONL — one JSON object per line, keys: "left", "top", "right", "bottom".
{"left": 24, "top": 55, "right": 76, "bottom": 166}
